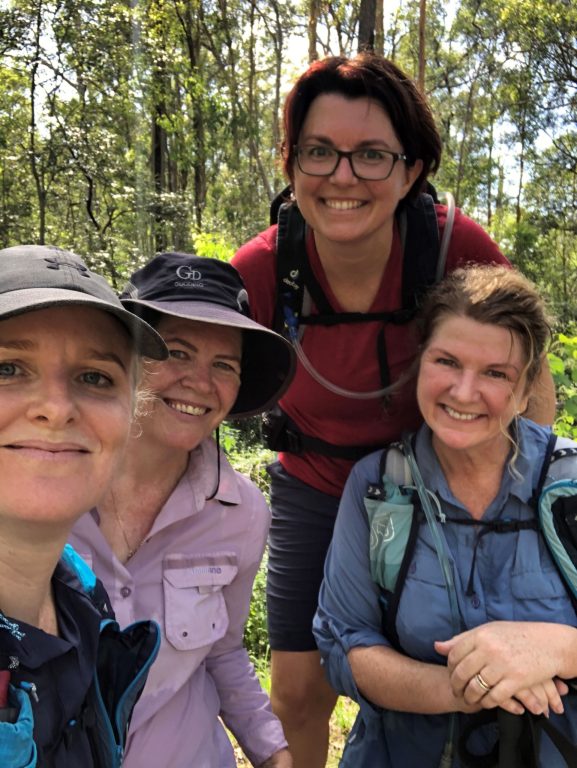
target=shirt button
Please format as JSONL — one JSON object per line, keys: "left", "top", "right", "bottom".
{"left": 471, "top": 595, "right": 481, "bottom": 609}
{"left": 120, "top": 586, "right": 132, "bottom": 598}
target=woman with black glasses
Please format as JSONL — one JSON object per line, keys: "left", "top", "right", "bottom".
{"left": 232, "top": 53, "right": 555, "bottom": 768}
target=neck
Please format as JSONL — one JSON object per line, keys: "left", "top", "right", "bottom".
{"left": 0, "top": 523, "right": 64, "bottom": 630}
{"left": 314, "top": 224, "right": 394, "bottom": 275}
{"left": 313, "top": 224, "right": 395, "bottom": 312}
{"left": 432, "top": 436, "right": 511, "bottom": 519}
{"left": 98, "top": 430, "right": 190, "bottom": 561}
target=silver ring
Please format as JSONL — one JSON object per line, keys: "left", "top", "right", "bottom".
{"left": 475, "top": 672, "right": 492, "bottom": 693}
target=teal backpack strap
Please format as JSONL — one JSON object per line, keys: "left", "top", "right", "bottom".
{"left": 536, "top": 434, "right": 577, "bottom": 603}
{"left": 363, "top": 441, "right": 420, "bottom": 650}
{"left": 61, "top": 544, "right": 97, "bottom": 595}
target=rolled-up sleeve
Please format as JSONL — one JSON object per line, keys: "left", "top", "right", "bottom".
{"left": 207, "top": 484, "right": 287, "bottom": 765}
{"left": 313, "top": 452, "right": 390, "bottom": 716}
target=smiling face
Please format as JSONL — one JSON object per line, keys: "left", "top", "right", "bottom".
{"left": 292, "top": 93, "right": 422, "bottom": 254}
{"left": 0, "top": 306, "right": 134, "bottom": 529}
{"left": 141, "top": 316, "right": 242, "bottom": 453}
{"left": 417, "top": 314, "right": 530, "bottom": 459}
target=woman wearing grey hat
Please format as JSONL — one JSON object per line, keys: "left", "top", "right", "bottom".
{"left": 0, "top": 245, "right": 166, "bottom": 767}
{"left": 69, "top": 253, "right": 295, "bottom": 768}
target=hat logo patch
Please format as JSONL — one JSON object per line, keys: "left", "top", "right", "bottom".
{"left": 175, "top": 265, "right": 202, "bottom": 281}
{"left": 175, "top": 265, "right": 204, "bottom": 288}
{"left": 44, "top": 256, "right": 90, "bottom": 277}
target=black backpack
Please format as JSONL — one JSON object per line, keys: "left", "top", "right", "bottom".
{"left": 262, "top": 186, "right": 455, "bottom": 461}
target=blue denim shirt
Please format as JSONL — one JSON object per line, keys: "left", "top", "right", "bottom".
{"left": 314, "top": 419, "right": 577, "bottom": 767}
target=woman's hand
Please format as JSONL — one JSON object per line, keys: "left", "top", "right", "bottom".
{"left": 435, "top": 621, "right": 575, "bottom": 714}
{"left": 513, "top": 678, "right": 568, "bottom": 717}
{"left": 258, "top": 747, "right": 293, "bottom": 768}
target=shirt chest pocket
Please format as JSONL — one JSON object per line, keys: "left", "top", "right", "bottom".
{"left": 163, "top": 553, "right": 239, "bottom": 651}
{"left": 510, "top": 569, "right": 576, "bottom": 624}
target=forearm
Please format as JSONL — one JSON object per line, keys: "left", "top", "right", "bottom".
{"left": 348, "top": 644, "right": 467, "bottom": 715}
{"left": 258, "top": 747, "right": 292, "bottom": 768}
{"left": 547, "top": 623, "right": 577, "bottom": 681}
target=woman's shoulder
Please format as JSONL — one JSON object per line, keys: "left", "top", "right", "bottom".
{"left": 232, "top": 224, "right": 277, "bottom": 266}
{"left": 520, "top": 418, "right": 577, "bottom": 480}
{"left": 213, "top": 448, "right": 271, "bottom": 520}
{"left": 435, "top": 203, "right": 508, "bottom": 269}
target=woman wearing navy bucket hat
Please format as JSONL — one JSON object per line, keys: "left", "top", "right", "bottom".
{"left": 69, "top": 253, "right": 295, "bottom": 768}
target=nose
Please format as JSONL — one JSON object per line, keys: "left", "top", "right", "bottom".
{"left": 182, "top": 361, "right": 215, "bottom": 394}
{"left": 450, "top": 369, "right": 479, "bottom": 403}
{"left": 27, "top": 378, "right": 79, "bottom": 427}
{"left": 330, "top": 153, "right": 358, "bottom": 183}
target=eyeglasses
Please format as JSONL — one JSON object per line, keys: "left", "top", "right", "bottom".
{"left": 294, "top": 144, "right": 407, "bottom": 181}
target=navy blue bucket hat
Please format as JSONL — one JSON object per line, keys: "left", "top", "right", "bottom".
{"left": 0, "top": 245, "right": 167, "bottom": 359}
{"left": 121, "top": 252, "right": 296, "bottom": 417}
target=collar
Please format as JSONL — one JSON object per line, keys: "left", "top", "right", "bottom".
{"left": 0, "top": 560, "right": 100, "bottom": 670}
{"left": 414, "top": 418, "right": 552, "bottom": 508}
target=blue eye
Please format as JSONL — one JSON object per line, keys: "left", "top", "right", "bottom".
{"left": 80, "top": 371, "right": 113, "bottom": 388}
{"left": 0, "top": 362, "right": 20, "bottom": 377}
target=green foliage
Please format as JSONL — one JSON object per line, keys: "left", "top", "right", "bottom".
{"left": 191, "top": 231, "right": 235, "bottom": 262}
{"left": 550, "top": 333, "right": 577, "bottom": 439}
{"left": 243, "top": 554, "right": 270, "bottom": 665}
{"left": 225, "top": 433, "right": 275, "bottom": 662}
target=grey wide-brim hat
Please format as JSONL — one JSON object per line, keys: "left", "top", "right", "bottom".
{"left": 121, "top": 252, "right": 296, "bottom": 418}
{"left": 0, "top": 245, "right": 167, "bottom": 359}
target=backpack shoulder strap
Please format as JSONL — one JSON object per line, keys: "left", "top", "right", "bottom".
{"left": 536, "top": 434, "right": 577, "bottom": 603}
{"left": 62, "top": 543, "right": 97, "bottom": 595}
{"left": 364, "top": 442, "right": 420, "bottom": 651}
{"left": 274, "top": 201, "right": 333, "bottom": 337}
{"left": 437, "top": 191, "right": 455, "bottom": 281}
{"left": 61, "top": 543, "right": 114, "bottom": 619}
{"left": 398, "top": 193, "right": 440, "bottom": 311}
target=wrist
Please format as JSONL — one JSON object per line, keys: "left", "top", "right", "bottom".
{"left": 555, "top": 625, "right": 577, "bottom": 680}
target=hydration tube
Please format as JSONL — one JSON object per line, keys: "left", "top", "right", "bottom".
{"left": 285, "top": 304, "right": 395, "bottom": 400}
{"left": 403, "top": 434, "right": 461, "bottom": 768}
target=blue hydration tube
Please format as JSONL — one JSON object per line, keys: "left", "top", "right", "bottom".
{"left": 403, "top": 434, "right": 462, "bottom": 768}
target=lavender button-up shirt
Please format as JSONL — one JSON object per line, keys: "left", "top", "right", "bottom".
{"left": 69, "top": 438, "right": 287, "bottom": 768}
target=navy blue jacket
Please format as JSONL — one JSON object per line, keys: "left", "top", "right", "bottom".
{"left": 0, "top": 546, "right": 160, "bottom": 767}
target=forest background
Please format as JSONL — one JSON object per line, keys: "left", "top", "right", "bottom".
{"left": 1, "top": 0, "right": 577, "bottom": 761}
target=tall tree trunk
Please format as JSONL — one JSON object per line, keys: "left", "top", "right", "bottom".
{"left": 29, "top": 0, "right": 46, "bottom": 244}
{"left": 375, "top": 0, "right": 384, "bottom": 55}
{"left": 308, "top": 0, "right": 319, "bottom": 61}
{"left": 418, "top": 0, "right": 426, "bottom": 91}
{"left": 177, "top": 0, "right": 206, "bottom": 231}
{"left": 454, "top": 81, "right": 476, "bottom": 207}
{"left": 358, "top": 0, "right": 376, "bottom": 52}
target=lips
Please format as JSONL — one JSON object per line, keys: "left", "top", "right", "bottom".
{"left": 2, "top": 441, "right": 90, "bottom": 461}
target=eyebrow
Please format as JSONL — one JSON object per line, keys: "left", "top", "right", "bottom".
{"left": 0, "top": 340, "right": 129, "bottom": 372}
{"left": 166, "top": 336, "right": 242, "bottom": 364}
{"left": 300, "top": 134, "right": 397, "bottom": 150}
{"left": 427, "top": 346, "right": 521, "bottom": 373}
{"left": 87, "top": 351, "right": 129, "bottom": 372}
